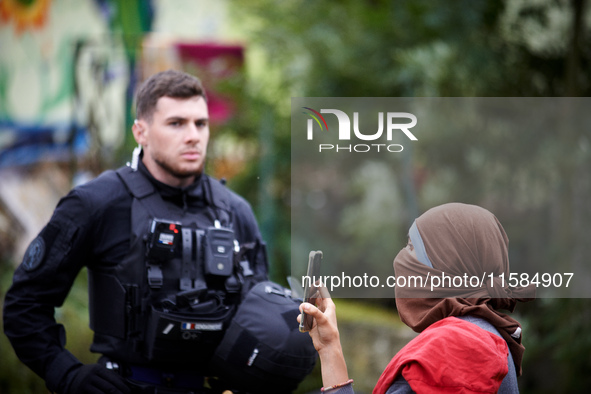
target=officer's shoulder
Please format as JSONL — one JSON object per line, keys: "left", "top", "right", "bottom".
{"left": 206, "top": 175, "right": 253, "bottom": 212}
{"left": 72, "top": 168, "right": 130, "bottom": 205}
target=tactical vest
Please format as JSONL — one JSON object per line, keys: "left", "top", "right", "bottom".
{"left": 88, "top": 166, "right": 263, "bottom": 368}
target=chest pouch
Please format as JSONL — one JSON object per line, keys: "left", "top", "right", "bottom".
{"left": 144, "top": 295, "right": 236, "bottom": 365}
{"left": 203, "top": 226, "right": 234, "bottom": 277}
{"left": 145, "top": 219, "right": 182, "bottom": 288}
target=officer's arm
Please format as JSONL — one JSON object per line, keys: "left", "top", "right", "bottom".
{"left": 3, "top": 190, "right": 91, "bottom": 393}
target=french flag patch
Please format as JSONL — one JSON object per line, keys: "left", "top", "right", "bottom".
{"left": 181, "top": 322, "right": 223, "bottom": 331}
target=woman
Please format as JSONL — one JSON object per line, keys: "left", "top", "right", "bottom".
{"left": 299, "top": 203, "right": 534, "bottom": 393}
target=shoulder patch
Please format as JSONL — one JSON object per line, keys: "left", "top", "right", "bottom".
{"left": 23, "top": 236, "right": 46, "bottom": 272}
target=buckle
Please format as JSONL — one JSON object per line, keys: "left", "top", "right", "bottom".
{"left": 147, "top": 265, "right": 163, "bottom": 288}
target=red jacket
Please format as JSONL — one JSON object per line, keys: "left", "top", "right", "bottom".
{"left": 373, "top": 317, "right": 508, "bottom": 394}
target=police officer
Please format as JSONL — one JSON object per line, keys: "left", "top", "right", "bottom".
{"left": 3, "top": 70, "right": 268, "bottom": 394}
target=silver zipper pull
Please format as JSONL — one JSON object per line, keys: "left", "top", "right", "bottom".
{"left": 247, "top": 348, "right": 259, "bottom": 366}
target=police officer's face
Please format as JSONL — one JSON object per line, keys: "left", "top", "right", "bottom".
{"left": 134, "top": 96, "right": 209, "bottom": 187}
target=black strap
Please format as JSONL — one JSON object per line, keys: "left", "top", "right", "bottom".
{"left": 180, "top": 227, "right": 193, "bottom": 291}
{"left": 116, "top": 166, "right": 157, "bottom": 199}
{"left": 116, "top": 166, "right": 172, "bottom": 225}
{"left": 203, "top": 176, "right": 231, "bottom": 212}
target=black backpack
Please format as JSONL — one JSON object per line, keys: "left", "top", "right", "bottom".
{"left": 209, "top": 281, "right": 317, "bottom": 393}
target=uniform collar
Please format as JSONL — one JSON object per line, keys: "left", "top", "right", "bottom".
{"left": 138, "top": 159, "right": 206, "bottom": 206}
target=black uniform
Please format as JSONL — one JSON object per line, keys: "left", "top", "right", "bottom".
{"left": 3, "top": 161, "right": 268, "bottom": 393}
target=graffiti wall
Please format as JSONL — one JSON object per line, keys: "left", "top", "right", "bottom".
{"left": 0, "top": 0, "right": 131, "bottom": 168}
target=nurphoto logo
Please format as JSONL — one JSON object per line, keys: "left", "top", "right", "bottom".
{"left": 302, "top": 107, "right": 418, "bottom": 153}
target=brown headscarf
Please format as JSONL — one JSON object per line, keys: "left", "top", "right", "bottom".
{"left": 394, "top": 203, "right": 535, "bottom": 376}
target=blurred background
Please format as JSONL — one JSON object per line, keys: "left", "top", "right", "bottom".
{"left": 1, "top": 0, "right": 591, "bottom": 393}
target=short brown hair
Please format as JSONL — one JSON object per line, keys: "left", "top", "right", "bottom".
{"left": 135, "top": 69, "right": 207, "bottom": 122}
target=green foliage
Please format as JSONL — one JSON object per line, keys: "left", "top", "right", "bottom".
{"left": 520, "top": 299, "right": 591, "bottom": 392}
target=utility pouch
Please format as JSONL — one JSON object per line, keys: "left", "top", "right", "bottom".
{"left": 144, "top": 299, "right": 236, "bottom": 364}
{"left": 202, "top": 226, "right": 234, "bottom": 277}
{"left": 146, "top": 219, "right": 182, "bottom": 262}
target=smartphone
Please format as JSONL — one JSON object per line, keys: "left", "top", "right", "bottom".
{"left": 299, "top": 250, "right": 323, "bottom": 332}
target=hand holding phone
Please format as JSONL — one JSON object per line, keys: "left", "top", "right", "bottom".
{"left": 299, "top": 250, "right": 323, "bottom": 332}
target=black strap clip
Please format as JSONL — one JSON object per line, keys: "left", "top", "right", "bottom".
{"left": 147, "top": 264, "right": 163, "bottom": 288}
